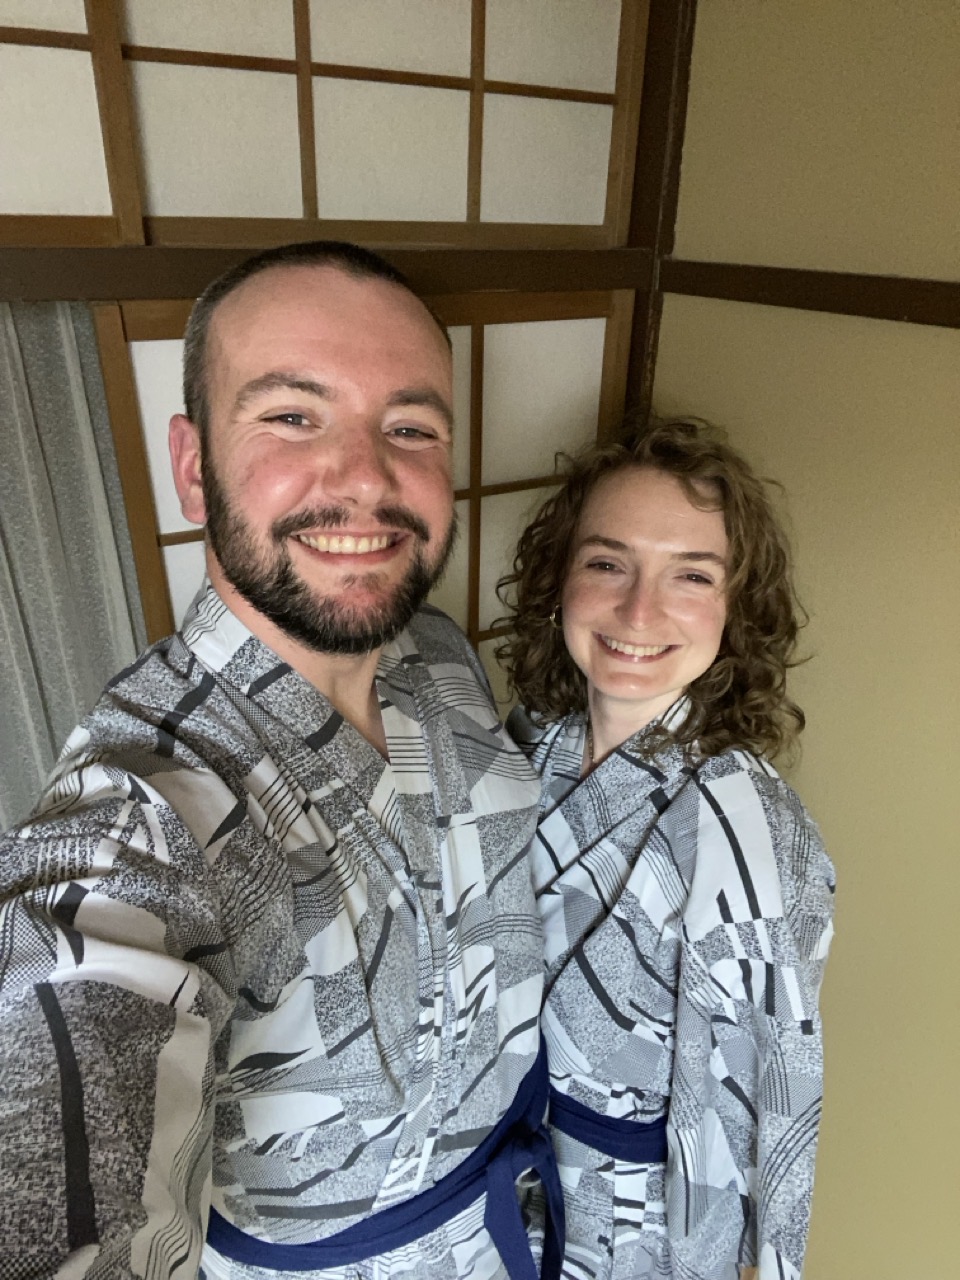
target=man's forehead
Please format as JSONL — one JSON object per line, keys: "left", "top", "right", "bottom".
{"left": 206, "top": 265, "right": 451, "bottom": 389}
{"left": 211, "top": 263, "right": 436, "bottom": 340}
{"left": 203, "top": 264, "right": 452, "bottom": 417}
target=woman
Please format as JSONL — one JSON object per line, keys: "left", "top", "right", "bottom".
{"left": 498, "top": 420, "right": 835, "bottom": 1280}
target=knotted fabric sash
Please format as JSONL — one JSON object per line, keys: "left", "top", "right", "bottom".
{"left": 548, "top": 1086, "right": 668, "bottom": 1164}
{"left": 208, "top": 1040, "right": 564, "bottom": 1280}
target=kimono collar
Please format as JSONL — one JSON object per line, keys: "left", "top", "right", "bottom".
{"left": 621, "top": 695, "right": 691, "bottom": 751}
{"left": 180, "top": 581, "right": 257, "bottom": 674}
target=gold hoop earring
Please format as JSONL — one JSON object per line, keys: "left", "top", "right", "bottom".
{"left": 549, "top": 607, "right": 562, "bottom": 629}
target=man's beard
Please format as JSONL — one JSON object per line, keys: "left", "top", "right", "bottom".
{"left": 203, "top": 464, "right": 457, "bottom": 656}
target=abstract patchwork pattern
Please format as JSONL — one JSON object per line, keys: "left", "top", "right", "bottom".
{"left": 0, "top": 587, "right": 544, "bottom": 1279}
{"left": 509, "top": 704, "right": 835, "bottom": 1280}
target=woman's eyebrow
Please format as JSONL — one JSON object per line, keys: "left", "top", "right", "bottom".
{"left": 233, "top": 373, "right": 332, "bottom": 414}
{"left": 675, "top": 551, "right": 727, "bottom": 565}
{"left": 577, "top": 535, "right": 628, "bottom": 551}
{"left": 576, "top": 537, "right": 726, "bottom": 566}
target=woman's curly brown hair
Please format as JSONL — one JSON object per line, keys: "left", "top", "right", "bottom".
{"left": 496, "top": 418, "right": 807, "bottom": 761}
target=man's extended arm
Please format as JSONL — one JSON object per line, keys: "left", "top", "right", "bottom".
{"left": 0, "top": 749, "right": 234, "bottom": 1277}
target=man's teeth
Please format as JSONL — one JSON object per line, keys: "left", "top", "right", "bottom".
{"left": 296, "top": 533, "right": 393, "bottom": 554}
{"left": 601, "top": 636, "right": 671, "bottom": 657}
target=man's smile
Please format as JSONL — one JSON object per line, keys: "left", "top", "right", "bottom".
{"left": 293, "top": 531, "right": 401, "bottom": 555}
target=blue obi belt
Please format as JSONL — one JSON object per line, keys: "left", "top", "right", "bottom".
{"left": 207, "top": 1039, "right": 564, "bottom": 1280}
{"left": 548, "top": 1087, "right": 668, "bottom": 1164}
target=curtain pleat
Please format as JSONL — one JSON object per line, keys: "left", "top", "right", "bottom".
{"left": 0, "top": 302, "right": 147, "bottom": 828}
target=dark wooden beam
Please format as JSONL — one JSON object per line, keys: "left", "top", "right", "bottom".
{"left": 627, "top": 2, "right": 696, "bottom": 254}
{"left": 623, "top": 0, "right": 698, "bottom": 421}
{"left": 661, "top": 259, "right": 960, "bottom": 330}
{"left": 0, "top": 26, "right": 89, "bottom": 50}
{"left": 624, "top": 0, "right": 701, "bottom": 430}
{"left": 0, "top": 246, "right": 652, "bottom": 302}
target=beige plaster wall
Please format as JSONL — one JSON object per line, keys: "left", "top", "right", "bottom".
{"left": 655, "top": 293, "right": 960, "bottom": 1278}
{"left": 674, "top": 0, "right": 960, "bottom": 279}
{"left": 658, "top": 3, "right": 960, "bottom": 1273}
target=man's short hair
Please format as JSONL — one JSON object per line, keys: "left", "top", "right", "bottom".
{"left": 182, "top": 240, "right": 449, "bottom": 443}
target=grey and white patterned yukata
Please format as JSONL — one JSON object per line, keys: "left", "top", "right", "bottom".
{"left": 0, "top": 586, "right": 545, "bottom": 1280}
{"left": 509, "top": 703, "right": 835, "bottom": 1280}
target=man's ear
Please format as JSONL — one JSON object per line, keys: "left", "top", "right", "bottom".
{"left": 169, "top": 414, "right": 206, "bottom": 525}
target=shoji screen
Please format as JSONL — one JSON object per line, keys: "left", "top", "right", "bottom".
{"left": 1, "top": 1, "right": 645, "bottom": 248}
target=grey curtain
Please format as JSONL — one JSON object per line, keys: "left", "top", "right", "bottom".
{"left": 0, "top": 302, "right": 147, "bottom": 829}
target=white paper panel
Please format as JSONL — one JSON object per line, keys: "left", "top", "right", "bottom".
{"left": 478, "top": 487, "right": 558, "bottom": 630}
{"left": 477, "top": 638, "right": 514, "bottom": 715}
{"left": 132, "top": 63, "right": 301, "bottom": 217}
{"left": 314, "top": 79, "right": 469, "bottom": 220}
{"left": 652, "top": 292, "right": 960, "bottom": 1276}
{"left": 164, "top": 542, "right": 207, "bottom": 628}
{"left": 129, "top": 339, "right": 192, "bottom": 536}
{"left": 481, "top": 96, "right": 611, "bottom": 224}
{"left": 425, "top": 500, "right": 469, "bottom": 630}
{"left": 675, "top": 0, "right": 960, "bottom": 279}
{"left": 485, "top": 0, "right": 620, "bottom": 92}
{"left": 0, "top": 0, "right": 85, "bottom": 31}
{"left": 449, "top": 326, "right": 472, "bottom": 492}
{"left": 123, "top": 0, "right": 294, "bottom": 58}
{"left": 310, "top": 0, "right": 471, "bottom": 77}
{"left": 0, "top": 46, "right": 111, "bottom": 215}
{"left": 482, "top": 318, "right": 604, "bottom": 485}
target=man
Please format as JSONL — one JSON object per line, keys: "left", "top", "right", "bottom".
{"left": 0, "top": 243, "right": 558, "bottom": 1279}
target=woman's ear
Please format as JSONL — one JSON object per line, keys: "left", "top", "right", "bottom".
{"left": 169, "top": 414, "right": 206, "bottom": 525}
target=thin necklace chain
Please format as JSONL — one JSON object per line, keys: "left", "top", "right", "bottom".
{"left": 585, "top": 719, "right": 595, "bottom": 769}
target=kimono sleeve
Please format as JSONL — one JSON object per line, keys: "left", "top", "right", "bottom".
{"left": 665, "top": 763, "right": 836, "bottom": 1280}
{"left": 0, "top": 753, "right": 237, "bottom": 1278}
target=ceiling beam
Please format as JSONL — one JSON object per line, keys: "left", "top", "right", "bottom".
{"left": 0, "top": 246, "right": 653, "bottom": 302}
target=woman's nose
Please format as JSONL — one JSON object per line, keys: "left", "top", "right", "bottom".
{"left": 617, "top": 578, "right": 664, "bottom": 628}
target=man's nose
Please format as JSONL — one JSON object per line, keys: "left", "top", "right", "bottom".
{"left": 321, "top": 429, "right": 394, "bottom": 506}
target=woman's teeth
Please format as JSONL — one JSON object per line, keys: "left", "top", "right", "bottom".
{"left": 601, "top": 636, "right": 671, "bottom": 657}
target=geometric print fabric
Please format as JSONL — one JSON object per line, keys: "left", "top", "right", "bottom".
{"left": 509, "top": 702, "right": 835, "bottom": 1280}
{"left": 0, "top": 586, "right": 545, "bottom": 1280}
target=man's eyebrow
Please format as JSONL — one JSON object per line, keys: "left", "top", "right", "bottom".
{"left": 386, "top": 387, "right": 454, "bottom": 429}
{"left": 233, "top": 373, "right": 332, "bottom": 414}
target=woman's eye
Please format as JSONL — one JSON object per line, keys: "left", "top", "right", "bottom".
{"left": 586, "top": 559, "right": 620, "bottom": 573}
{"left": 682, "top": 572, "right": 714, "bottom": 585}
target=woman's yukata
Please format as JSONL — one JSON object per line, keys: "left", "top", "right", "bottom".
{"left": 509, "top": 700, "right": 835, "bottom": 1280}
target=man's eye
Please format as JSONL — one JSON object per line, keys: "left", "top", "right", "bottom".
{"left": 389, "top": 424, "right": 437, "bottom": 442}
{"left": 266, "top": 413, "right": 311, "bottom": 427}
